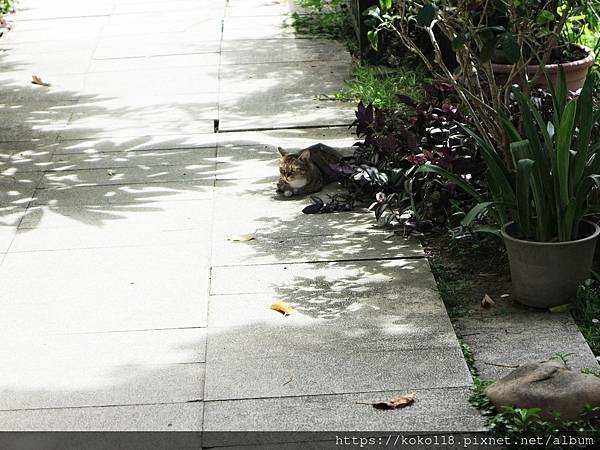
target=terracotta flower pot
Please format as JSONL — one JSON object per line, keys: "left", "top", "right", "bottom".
{"left": 501, "top": 220, "right": 600, "bottom": 309}
{"left": 492, "top": 45, "right": 595, "bottom": 92}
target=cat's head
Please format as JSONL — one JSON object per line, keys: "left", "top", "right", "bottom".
{"left": 277, "top": 147, "right": 310, "bottom": 188}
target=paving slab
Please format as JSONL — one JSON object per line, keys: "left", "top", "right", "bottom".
{"left": 0, "top": 245, "right": 210, "bottom": 334}
{"left": 2, "top": 328, "right": 207, "bottom": 371}
{"left": 54, "top": 134, "right": 217, "bottom": 155}
{"left": 456, "top": 305, "right": 600, "bottom": 379}
{"left": 208, "top": 288, "right": 447, "bottom": 329}
{"left": 212, "top": 178, "right": 379, "bottom": 239}
{"left": 102, "top": 10, "right": 223, "bottom": 36}
{"left": 205, "top": 344, "right": 470, "bottom": 401}
{"left": 18, "top": 199, "right": 213, "bottom": 230}
{"left": 76, "top": 93, "right": 220, "bottom": 116}
{"left": 0, "top": 402, "right": 204, "bottom": 431}
{"left": 218, "top": 61, "right": 353, "bottom": 130}
{"left": 0, "top": 172, "right": 42, "bottom": 207}
{"left": 38, "top": 164, "right": 215, "bottom": 190}
{"left": 225, "top": 0, "right": 291, "bottom": 17}
{"left": 47, "top": 147, "right": 217, "bottom": 173}
{"left": 0, "top": 40, "right": 98, "bottom": 61}
{"left": 1, "top": 205, "right": 31, "bottom": 227}
{"left": 222, "top": 15, "right": 296, "bottom": 41}
{"left": 58, "top": 122, "right": 216, "bottom": 141}
{"left": 208, "top": 291, "right": 453, "bottom": 351}
{"left": 8, "top": 0, "right": 114, "bottom": 21}
{"left": 211, "top": 258, "right": 435, "bottom": 296}
{"left": 82, "top": 67, "right": 219, "bottom": 96}
{"left": 1, "top": 145, "right": 60, "bottom": 175}
{"left": 0, "top": 17, "right": 107, "bottom": 45}
{"left": 10, "top": 198, "right": 213, "bottom": 252}
{"left": 0, "top": 226, "right": 16, "bottom": 253}
{"left": 0, "top": 0, "right": 481, "bottom": 433}
{"left": 220, "top": 39, "right": 350, "bottom": 64}
{"left": 0, "top": 50, "right": 94, "bottom": 77}
{"left": 112, "top": 0, "right": 225, "bottom": 15}
{"left": 31, "top": 180, "right": 214, "bottom": 206}
{"left": 10, "top": 227, "right": 211, "bottom": 253}
{"left": 0, "top": 363, "right": 205, "bottom": 410}
{"left": 220, "top": 98, "right": 353, "bottom": 130}
{"left": 203, "top": 387, "right": 483, "bottom": 434}
{"left": 213, "top": 232, "right": 422, "bottom": 266}
{"left": 219, "top": 60, "right": 349, "bottom": 95}
{"left": 94, "top": 33, "right": 222, "bottom": 59}
{"left": 88, "top": 53, "right": 221, "bottom": 73}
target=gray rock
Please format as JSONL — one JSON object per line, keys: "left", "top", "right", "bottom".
{"left": 486, "top": 360, "right": 600, "bottom": 420}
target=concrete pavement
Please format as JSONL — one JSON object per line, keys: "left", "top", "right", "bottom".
{"left": 0, "top": 0, "right": 484, "bottom": 442}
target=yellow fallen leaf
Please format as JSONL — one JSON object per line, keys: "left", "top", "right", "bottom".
{"left": 31, "top": 75, "right": 51, "bottom": 87}
{"left": 481, "top": 294, "right": 495, "bottom": 308}
{"left": 271, "top": 301, "right": 294, "bottom": 316}
{"left": 549, "top": 303, "right": 572, "bottom": 313}
{"left": 372, "top": 393, "right": 416, "bottom": 410}
{"left": 227, "top": 233, "right": 255, "bottom": 242}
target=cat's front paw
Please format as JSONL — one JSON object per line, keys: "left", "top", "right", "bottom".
{"left": 283, "top": 190, "right": 293, "bottom": 197}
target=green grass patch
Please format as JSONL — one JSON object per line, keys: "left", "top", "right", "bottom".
{"left": 290, "top": 0, "right": 353, "bottom": 42}
{"left": 334, "top": 64, "right": 427, "bottom": 110}
{"left": 429, "top": 262, "right": 471, "bottom": 318}
{"left": 573, "top": 280, "right": 600, "bottom": 358}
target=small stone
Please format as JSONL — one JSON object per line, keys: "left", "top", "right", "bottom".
{"left": 486, "top": 360, "right": 600, "bottom": 420}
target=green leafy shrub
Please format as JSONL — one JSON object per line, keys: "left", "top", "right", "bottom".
{"left": 563, "top": 1, "right": 600, "bottom": 59}
{"left": 419, "top": 69, "right": 600, "bottom": 242}
{"left": 0, "top": 0, "right": 13, "bottom": 14}
{"left": 290, "top": 0, "right": 353, "bottom": 41}
{"left": 574, "top": 279, "right": 600, "bottom": 357}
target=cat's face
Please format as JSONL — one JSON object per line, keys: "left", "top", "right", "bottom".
{"left": 278, "top": 147, "right": 308, "bottom": 189}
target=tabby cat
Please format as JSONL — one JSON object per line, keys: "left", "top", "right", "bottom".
{"left": 276, "top": 143, "right": 342, "bottom": 197}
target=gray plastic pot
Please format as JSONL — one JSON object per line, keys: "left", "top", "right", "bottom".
{"left": 501, "top": 221, "right": 600, "bottom": 308}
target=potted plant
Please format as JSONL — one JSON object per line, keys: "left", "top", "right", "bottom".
{"left": 419, "top": 69, "right": 600, "bottom": 308}
{"left": 366, "top": 0, "right": 597, "bottom": 161}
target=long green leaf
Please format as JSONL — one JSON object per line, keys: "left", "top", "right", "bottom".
{"left": 511, "top": 139, "right": 553, "bottom": 241}
{"left": 472, "top": 225, "right": 502, "bottom": 236}
{"left": 556, "top": 99, "right": 578, "bottom": 210}
{"left": 461, "top": 201, "right": 495, "bottom": 227}
{"left": 568, "top": 174, "right": 600, "bottom": 239}
{"left": 512, "top": 86, "right": 543, "bottom": 156}
{"left": 554, "top": 66, "right": 568, "bottom": 124}
{"left": 572, "top": 70, "right": 595, "bottom": 194}
{"left": 515, "top": 158, "right": 534, "bottom": 239}
{"left": 511, "top": 88, "right": 559, "bottom": 235}
{"left": 499, "top": 116, "right": 521, "bottom": 143}
{"left": 460, "top": 125, "right": 516, "bottom": 213}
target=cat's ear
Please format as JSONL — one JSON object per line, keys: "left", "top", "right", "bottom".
{"left": 277, "top": 147, "right": 287, "bottom": 158}
{"left": 299, "top": 150, "right": 311, "bottom": 161}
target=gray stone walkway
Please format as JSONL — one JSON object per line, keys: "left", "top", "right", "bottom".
{"left": 0, "top": 0, "right": 483, "bottom": 441}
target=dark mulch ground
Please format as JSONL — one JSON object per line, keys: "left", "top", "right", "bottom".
{"left": 420, "top": 231, "right": 512, "bottom": 318}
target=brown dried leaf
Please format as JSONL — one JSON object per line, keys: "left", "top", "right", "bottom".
{"left": 481, "top": 294, "right": 495, "bottom": 308}
{"left": 31, "top": 75, "right": 51, "bottom": 87}
{"left": 271, "top": 301, "right": 294, "bottom": 316}
{"left": 227, "top": 233, "right": 255, "bottom": 242}
{"left": 372, "top": 393, "right": 416, "bottom": 410}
